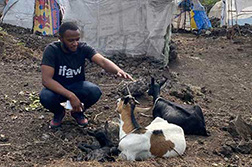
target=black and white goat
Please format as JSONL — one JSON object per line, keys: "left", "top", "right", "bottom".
{"left": 148, "top": 77, "right": 208, "bottom": 136}
{"left": 115, "top": 95, "right": 186, "bottom": 161}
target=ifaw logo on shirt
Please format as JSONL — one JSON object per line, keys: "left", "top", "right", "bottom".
{"left": 58, "top": 66, "right": 82, "bottom": 78}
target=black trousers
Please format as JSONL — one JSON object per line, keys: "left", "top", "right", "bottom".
{"left": 39, "top": 81, "right": 102, "bottom": 114}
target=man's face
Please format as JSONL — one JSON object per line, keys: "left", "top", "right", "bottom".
{"left": 60, "top": 29, "right": 80, "bottom": 52}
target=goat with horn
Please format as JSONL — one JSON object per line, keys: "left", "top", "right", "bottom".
{"left": 115, "top": 95, "right": 186, "bottom": 161}
{"left": 148, "top": 77, "right": 208, "bottom": 136}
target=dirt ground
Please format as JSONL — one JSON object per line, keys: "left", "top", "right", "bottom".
{"left": 0, "top": 24, "right": 252, "bottom": 167}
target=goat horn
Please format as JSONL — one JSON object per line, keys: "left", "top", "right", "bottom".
{"left": 126, "top": 84, "right": 132, "bottom": 96}
{"left": 133, "top": 98, "right": 140, "bottom": 105}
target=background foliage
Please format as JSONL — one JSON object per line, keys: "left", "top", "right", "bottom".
{"left": 200, "top": 0, "right": 220, "bottom": 13}
{"left": 200, "top": 0, "right": 219, "bottom": 6}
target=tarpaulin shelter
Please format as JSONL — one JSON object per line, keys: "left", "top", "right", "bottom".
{"left": 221, "top": 0, "right": 252, "bottom": 26}
{"left": 1, "top": 0, "right": 64, "bottom": 35}
{"left": 173, "top": 0, "right": 212, "bottom": 31}
{"left": 33, "top": 0, "right": 62, "bottom": 35}
{"left": 208, "top": 1, "right": 222, "bottom": 19}
{"left": 1, "top": 0, "right": 176, "bottom": 66}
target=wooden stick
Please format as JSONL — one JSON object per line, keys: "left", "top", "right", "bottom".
{"left": 231, "top": 0, "right": 233, "bottom": 27}
{"left": 0, "top": 143, "right": 11, "bottom": 146}
{"left": 94, "top": 112, "right": 103, "bottom": 121}
{"left": 99, "top": 83, "right": 118, "bottom": 86}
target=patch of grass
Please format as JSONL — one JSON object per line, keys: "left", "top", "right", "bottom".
{"left": 200, "top": 0, "right": 220, "bottom": 14}
{"left": 0, "top": 30, "right": 8, "bottom": 36}
{"left": 17, "top": 42, "right": 25, "bottom": 46}
{"left": 201, "top": 0, "right": 219, "bottom": 6}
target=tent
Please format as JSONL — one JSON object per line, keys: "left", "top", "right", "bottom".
{"left": 208, "top": 1, "right": 222, "bottom": 19}
{"left": 220, "top": 0, "right": 252, "bottom": 26}
{"left": 1, "top": 0, "right": 176, "bottom": 66}
{"left": 1, "top": 0, "right": 65, "bottom": 35}
{"left": 173, "top": 0, "right": 212, "bottom": 31}
{"left": 63, "top": 0, "right": 175, "bottom": 65}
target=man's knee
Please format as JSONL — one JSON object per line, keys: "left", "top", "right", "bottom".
{"left": 89, "top": 85, "right": 102, "bottom": 102}
{"left": 80, "top": 83, "right": 102, "bottom": 108}
{"left": 39, "top": 88, "right": 60, "bottom": 109}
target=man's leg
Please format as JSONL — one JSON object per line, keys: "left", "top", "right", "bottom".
{"left": 66, "top": 81, "right": 102, "bottom": 109}
{"left": 39, "top": 88, "right": 66, "bottom": 128}
{"left": 66, "top": 81, "right": 102, "bottom": 127}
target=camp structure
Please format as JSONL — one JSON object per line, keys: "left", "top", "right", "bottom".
{"left": 219, "top": 0, "right": 252, "bottom": 26}
{"left": 173, "top": 0, "right": 212, "bottom": 31}
{"left": 208, "top": 1, "right": 222, "bottom": 20}
{"left": 1, "top": 0, "right": 176, "bottom": 66}
{"left": 63, "top": 0, "right": 176, "bottom": 65}
{"left": 1, "top": 0, "right": 65, "bottom": 35}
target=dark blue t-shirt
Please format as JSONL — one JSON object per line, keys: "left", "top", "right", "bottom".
{"left": 41, "top": 41, "right": 97, "bottom": 86}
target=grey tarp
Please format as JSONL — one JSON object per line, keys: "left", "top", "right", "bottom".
{"left": 63, "top": 0, "right": 175, "bottom": 64}
{"left": 2, "top": 0, "right": 35, "bottom": 29}
{"left": 221, "top": 0, "right": 252, "bottom": 26}
{"left": 1, "top": 0, "right": 175, "bottom": 65}
{"left": 1, "top": 0, "right": 66, "bottom": 29}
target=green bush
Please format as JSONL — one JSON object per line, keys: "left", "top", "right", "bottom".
{"left": 201, "top": 0, "right": 219, "bottom": 6}
{"left": 200, "top": 0, "right": 220, "bottom": 14}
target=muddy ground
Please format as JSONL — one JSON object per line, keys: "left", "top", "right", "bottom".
{"left": 0, "top": 24, "right": 252, "bottom": 167}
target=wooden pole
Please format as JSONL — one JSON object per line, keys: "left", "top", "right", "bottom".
{"left": 184, "top": 0, "right": 187, "bottom": 30}
{"left": 234, "top": 0, "right": 241, "bottom": 35}
{"left": 227, "top": 0, "right": 230, "bottom": 26}
{"left": 228, "top": 0, "right": 231, "bottom": 27}
{"left": 231, "top": 0, "right": 233, "bottom": 26}
{"left": 234, "top": 0, "right": 238, "bottom": 25}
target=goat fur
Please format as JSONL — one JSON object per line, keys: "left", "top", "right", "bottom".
{"left": 116, "top": 96, "right": 186, "bottom": 161}
{"left": 78, "top": 122, "right": 120, "bottom": 162}
{"left": 148, "top": 77, "right": 208, "bottom": 136}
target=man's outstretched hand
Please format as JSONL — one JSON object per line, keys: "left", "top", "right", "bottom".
{"left": 117, "top": 70, "right": 134, "bottom": 81}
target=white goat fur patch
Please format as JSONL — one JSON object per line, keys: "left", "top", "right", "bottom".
{"left": 118, "top": 117, "right": 186, "bottom": 161}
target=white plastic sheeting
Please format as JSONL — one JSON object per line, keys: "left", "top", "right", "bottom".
{"left": 2, "top": 0, "right": 67, "bottom": 29}
{"left": 208, "top": 1, "right": 222, "bottom": 19}
{"left": 235, "top": 0, "right": 252, "bottom": 13}
{"left": 1, "top": 0, "right": 175, "bottom": 63}
{"left": 63, "top": 0, "right": 175, "bottom": 62}
{"left": 221, "top": 0, "right": 252, "bottom": 26}
{"left": 2, "top": 0, "right": 35, "bottom": 29}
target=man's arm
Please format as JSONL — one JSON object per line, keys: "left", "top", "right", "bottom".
{"left": 91, "top": 53, "right": 134, "bottom": 81}
{"left": 41, "top": 65, "right": 83, "bottom": 111}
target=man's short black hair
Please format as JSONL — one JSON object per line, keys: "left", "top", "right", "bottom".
{"left": 58, "top": 22, "right": 79, "bottom": 37}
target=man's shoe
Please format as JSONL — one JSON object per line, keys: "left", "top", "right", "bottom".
{"left": 71, "top": 111, "right": 88, "bottom": 127}
{"left": 49, "top": 110, "right": 65, "bottom": 129}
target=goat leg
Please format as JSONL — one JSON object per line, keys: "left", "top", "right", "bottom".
{"left": 109, "top": 146, "right": 121, "bottom": 156}
{"left": 77, "top": 143, "right": 97, "bottom": 153}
